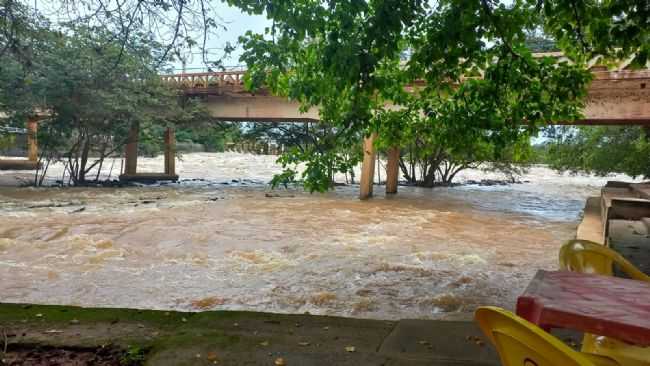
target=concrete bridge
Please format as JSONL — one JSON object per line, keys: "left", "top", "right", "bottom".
{"left": 160, "top": 68, "right": 650, "bottom": 126}
{"left": 156, "top": 64, "right": 650, "bottom": 199}
{"left": 3, "top": 58, "right": 650, "bottom": 198}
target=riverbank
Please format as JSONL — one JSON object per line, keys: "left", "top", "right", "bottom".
{"left": 0, "top": 302, "right": 586, "bottom": 365}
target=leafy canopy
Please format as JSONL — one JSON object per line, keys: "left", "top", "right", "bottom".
{"left": 222, "top": 0, "right": 644, "bottom": 190}
{"left": 3, "top": 0, "right": 647, "bottom": 187}
{"left": 0, "top": 3, "right": 209, "bottom": 184}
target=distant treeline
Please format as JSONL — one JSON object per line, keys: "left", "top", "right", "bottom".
{"left": 531, "top": 126, "right": 650, "bottom": 179}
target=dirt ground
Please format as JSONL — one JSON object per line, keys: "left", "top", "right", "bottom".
{"left": 2, "top": 345, "right": 128, "bottom": 366}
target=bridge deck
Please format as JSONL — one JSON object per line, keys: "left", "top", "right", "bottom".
{"left": 161, "top": 68, "right": 650, "bottom": 125}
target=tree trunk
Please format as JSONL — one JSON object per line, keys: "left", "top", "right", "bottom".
{"left": 421, "top": 163, "right": 437, "bottom": 187}
{"left": 410, "top": 146, "right": 415, "bottom": 183}
{"left": 445, "top": 164, "right": 469, "bottom": 185}
{"left": 399, "top": 157, "right": 416, "bottom": 183}
{"left": 78, "top": 135, "right": 91, "bottom": 184}
{"left": 95, "top": 141, "right": 107, "bottom": 181}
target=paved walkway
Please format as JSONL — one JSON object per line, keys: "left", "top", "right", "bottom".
{"left": 0, "top": 303, "right": 505, "bottom": 365}
{"left": 610, "top": 219, "right": 650, "bottom": 275}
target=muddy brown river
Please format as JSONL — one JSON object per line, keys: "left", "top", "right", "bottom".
{"left": 0, "top": 153, "right": 634, "bottom": 320}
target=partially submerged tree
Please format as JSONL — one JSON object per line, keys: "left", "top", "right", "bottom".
{"left": 227, "top": 0, "right": 601, "bottom": 191}
{"left": 377, "top": 107, "right": 532, "bottom": 187}
{"left": 1, "top": 6, "right": 209, "bottom": 185}
{"left": 268, "top": 123, "right": 362, "bottom": 191}
{"left": 3, "top": 0, "right": 647, "bottom": 188}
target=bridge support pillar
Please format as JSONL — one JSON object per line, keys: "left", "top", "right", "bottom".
{"left": 26, "top": 118, "right": 38, "bottom": 162}
{"left": 359, "top": 132, "right": 377, "bottom": 200}
{"left": 119, "top": 123, "right": 178, "bottom": 182}
{"left": 164, "top": 127, "right": 176, "bottom": 176}
{"left": 386, "top": 146, "right": 400, "bottom": 194}
{"left": 124, "top": 122, "right": 139, "bottom": 175}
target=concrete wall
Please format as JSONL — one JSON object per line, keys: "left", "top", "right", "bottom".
{"left": 204, "top": 94, "right": 319, "bottom": 122}
{"left": 584, "top": 76, "right": 650, "bottom": 123}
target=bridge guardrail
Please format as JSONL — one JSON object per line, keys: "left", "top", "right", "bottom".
{"left": 160, "top": 70, "right": 246, "bottom": 90}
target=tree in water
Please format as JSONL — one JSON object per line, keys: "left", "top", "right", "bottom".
{"left": 0, "top": 5, "right": 209, "bottom": 185}
{"left": 227, "top": 0, "right": 613, "bottom": 191}
{"left": 376, "top": 108, "right": 532, "bottom": 187}
{"left": 3, "top": 0, "right": 647, "bottom": 187}
{"left": 259, "top": 122, "right": 362, "bottom": 192}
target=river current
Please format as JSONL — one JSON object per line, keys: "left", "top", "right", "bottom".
{"left": 0, "top": 153, "right": 634, "bottom": 320}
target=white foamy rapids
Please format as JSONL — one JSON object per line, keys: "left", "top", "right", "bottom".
{"left": 0, "top": 153, "right": 641, "bottom": 319}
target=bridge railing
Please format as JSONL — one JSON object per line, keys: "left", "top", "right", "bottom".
{"left": 159, "top": 66, "right": 650, "bottom": 91}
{"left": 160, "top": 70, "right": 246, "bottom": 90}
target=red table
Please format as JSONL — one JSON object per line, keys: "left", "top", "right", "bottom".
{"left": 517, "top": 270, "right": 650, "bottom": 346}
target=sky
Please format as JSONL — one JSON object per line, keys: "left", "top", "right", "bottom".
{"left": 173, "top": 3, "right": 270, "bottom": 72}
{"left": 29, "top": 0, "right": 270, "bottom": 72}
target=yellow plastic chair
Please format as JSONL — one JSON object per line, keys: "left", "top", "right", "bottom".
{"left": 559, "top": 239, "right": 650, "bottom": 282}
{"left": 559, "top": 239, "right": 650, "bottom": 365}
{"left": 582, "top": 333, "right": 650, "bottom": 366}
{"left": 475, "top": 306, "right": 619, "bottom": 366}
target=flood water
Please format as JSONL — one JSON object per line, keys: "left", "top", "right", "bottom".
{"left": 0, "top": 153, "right": 634, "bottom": 320}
